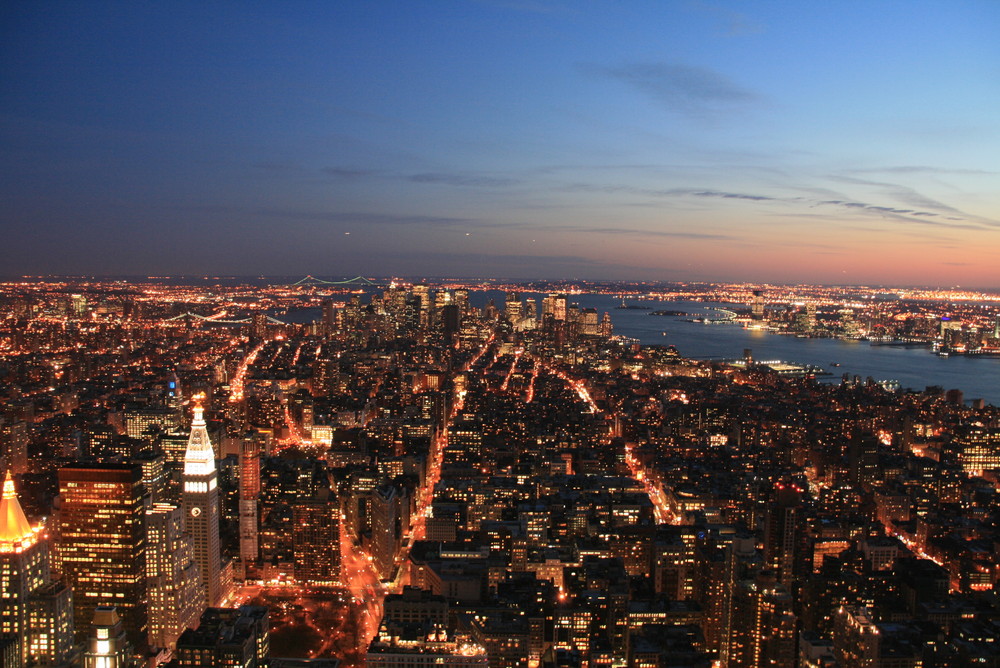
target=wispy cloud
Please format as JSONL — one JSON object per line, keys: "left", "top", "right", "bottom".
{"left": 557, "top": 173, "right": 1000, "bottom": 232}
{"left": 686, "top": 1, "right": 764, "bottom": 36}
{"left": 580, "top": 61, "right": 758, "bottom": 117}
{"left": 472, "top": 0, "right": 571, "bottom": 15}
{"left": 254, "top": 208, "right": 479, "bottom": 228}
{"left": 559, "top": 183, "right": 777, "bottom": 202}
{"left": 409, "top": 172, "right": 520, "bottom": 187}
{"left": 850, "top": 165, "right": 995, "bottom": 176}
{"left": 690, "top": 190, "right": 775, "bottom": 202}
{"left": 322, "top": 167, "right": 381, "bottom": 179}
{"left": 828, "top": 174, "right": 1000, "bottom": 228}
{"left": 554, "top": 224, "right": 738, "bottom": 241}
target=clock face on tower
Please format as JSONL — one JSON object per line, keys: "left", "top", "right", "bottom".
{"left": 190, "top": 506, "right": 202, "bottom": 517}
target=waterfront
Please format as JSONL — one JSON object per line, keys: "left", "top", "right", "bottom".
{"left": 282, "top": 290, "right": 1000, "bottom": 406}
{"left": 572, "top": 294, "right": 999, "bottom": 407}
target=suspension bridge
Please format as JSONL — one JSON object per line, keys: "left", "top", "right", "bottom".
{"left": 164, "top": 312, "right": 288, "bottom": 325}
{"left": 291, "top": 275, "right": 382, "bottom": 287}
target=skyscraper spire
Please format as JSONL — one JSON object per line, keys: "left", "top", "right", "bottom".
{"left": 182, "top": 394, "right": 223, "bottom": 606}
{"left": 183, "top": 394, "right": 216, "bottom": 477}
{"left": 0, "top": 470, "right": 34, "bottom": 548}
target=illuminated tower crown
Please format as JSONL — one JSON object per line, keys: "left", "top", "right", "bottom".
{"left": 181, "top": 395, "right": 223, "bottom": 607}
{"left": 183, "top": 396, "right": 216, "bottom": 477}
{"left": 3, "top": 471, "right": 74, "bottom": 667}
{"left": 0, "top": 471, "right": 35, "bottom": 551}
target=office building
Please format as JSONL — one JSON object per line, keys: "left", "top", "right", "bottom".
{"left": 146, "top": 503, "right": 205, "bottom": 650}
{"left": 57, "top": 464, "right": 146, "bottom": 650}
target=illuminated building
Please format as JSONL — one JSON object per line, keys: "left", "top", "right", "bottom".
{"left": 124, "top": 405, "right": 180, "bottom": 442}
{"left": 383, "top": 587, "right": 449, "bottom": 629}
{"left": 413, "top": 285, "right": 431, "bottom": 327}
{"left": 523, "top": 298, "right": 537, "bottom": 329}
{"left": 763, "top": 481, "right": 808, "bottom": 589}
{"left": 652, "top": 528, "right": 697, "bottom": 599}
{"left": 727, "top": 573, "right": 796, "bottom": 668}
{"left": 505, "top": 292, "right": 522, "bottom": 325}
{"left": 2, "top": 472, "right": 74, "bottom": 668}
{"left": 56, "top": 463, "right": 147, "bottom": 650}
{"left": 367, "top": 626, "right": 489, "bottom": 668}
{"left": 1, "top": 472, "right": 40, "bottom": 662}
{"left": 292, "top": 486, "right": 341, "bottom": 585}
{"left": 239, "top": 436, "right": 261, "bottom": 577}
{"left": 156, "top": 429, "right": 191, "bottom": 468}
{"left": 469, "top": 614, "right": 530, "bottom": 668}
{"left": 181, "top": 397, "right": 223, "bottom": 606}
{"left": 831, "top": 606, "right": 879, "bottom": 668}
{"left": 599, "top": 312, "right": 612, "bottom": 337}
{"left": 751, "top": 290, "right": 765, "bottom": 321}
{"left": 135, "top": 451, "right": 167, "bottom": 504}
{"left": 952, "top": 426, "right": 1000, "bottom": 477}
{"left": 372, "top": 483, "right": 410, "bottom": 581}
{"left": 0, "top": 421, "right": 28, "bottom": 476}
{"left": 542, "top": 293, "right": 567, "bottom": 322}
{"left": 81, "top": 606, "right": 132, "bottom": 668}
{"left": 552, "top": 608, "right": 591, "bottom": 658}
{"left": 175, "top": 606, "right": 270, "bottom": 668}
{"left": 25, "top": 580, "right": 75, "bottom": 667}
{"left": 145, "top": 503, "right": 205, "bottom": 650}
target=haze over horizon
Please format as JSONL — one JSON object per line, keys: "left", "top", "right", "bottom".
{"left": 2, "top": 2, "right": 998, "bottom": 286}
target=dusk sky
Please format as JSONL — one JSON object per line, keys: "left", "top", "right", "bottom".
{"left": 2, "top": 1, "right": 999, "bottom": 286}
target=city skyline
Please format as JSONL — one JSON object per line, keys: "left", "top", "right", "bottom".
{"left": 2, "top": 2, "right": 999, "bottom": 285}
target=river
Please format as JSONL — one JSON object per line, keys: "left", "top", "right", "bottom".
{"left": 283, "top": 290, "right": 1000, "bottom": 406}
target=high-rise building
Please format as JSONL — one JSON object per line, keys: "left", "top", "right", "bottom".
{"left": 727, "top": 573, "right": 796, "bottom": 668}
{"left": 25, "top": 580, "right": 75, "bottom": 668}
{"left": 2, "top": 472, "right": 74, "bottom": 668}
{"left": 57, "top": 464, "right": 146, "bottom": 650}
{"left": 239, "top": 436, "right": 261, "bottom": 577}
{"left": 181, "top": 398, "right": 223, "bottom": 606}
{"left": 372, "top": 483, "right": 409, "bottom": 581}
{"left": 124, "top": 405, "right": 180, "bottom": 443}
{"left": 505, "top": 292, "right": 522, "bottom": 325}
{"left": 0, "top": 421, "right": 28, "bottom": 476}
{"left": 135, "top": 451, "right": 167, "bottom": 504}
{"left": 763, "top": 481, "right": 808, "bottom": 589}
{"left": 751, "top": 290, "right": 765, "bottom": 321}
{"left": 292, "top": 486, "right": 341, "bottom": 586}
{"left": 542, "top": 293, "right": 567, "bottom": 321}
{"left": 1, "top": 472, "right": 42, "bottom": 663}
{"left": 146, "top": 503, "right": 205, "bottom": 650}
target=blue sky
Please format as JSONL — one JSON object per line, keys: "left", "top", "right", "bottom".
{"left": 2, "top": 1, "right": 998, "bottom": 285}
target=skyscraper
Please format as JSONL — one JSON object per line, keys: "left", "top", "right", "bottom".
{"left": 146, "top": 503, "right": 205, "bottom": 650}
{"left": 2, "top": 471, "right": 74, "bottom": 668}
{"left": 238, "top": 436, "right": 261, "bottom": 578}
{"left": 764, "top": 481, "right": 808, "bottom": 589}
{"left": 57, "top": 464, "right": 146, "bottom": 650}
{"left": 181, "top": 397, "right": 223, "bottom": 606}
{"left": 292, "top": 486, "right": 341, "bottom": 586}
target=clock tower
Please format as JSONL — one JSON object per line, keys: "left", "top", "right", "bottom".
{"left": 181, "top": 395, "right": 223, "bottom": 606}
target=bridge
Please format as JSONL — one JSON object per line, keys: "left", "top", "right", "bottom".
{"left": 291, "top": 275, "right": 382, "bottom": 287}
{"left": 164, "top": 312, "right": 288, "bottom": 325}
